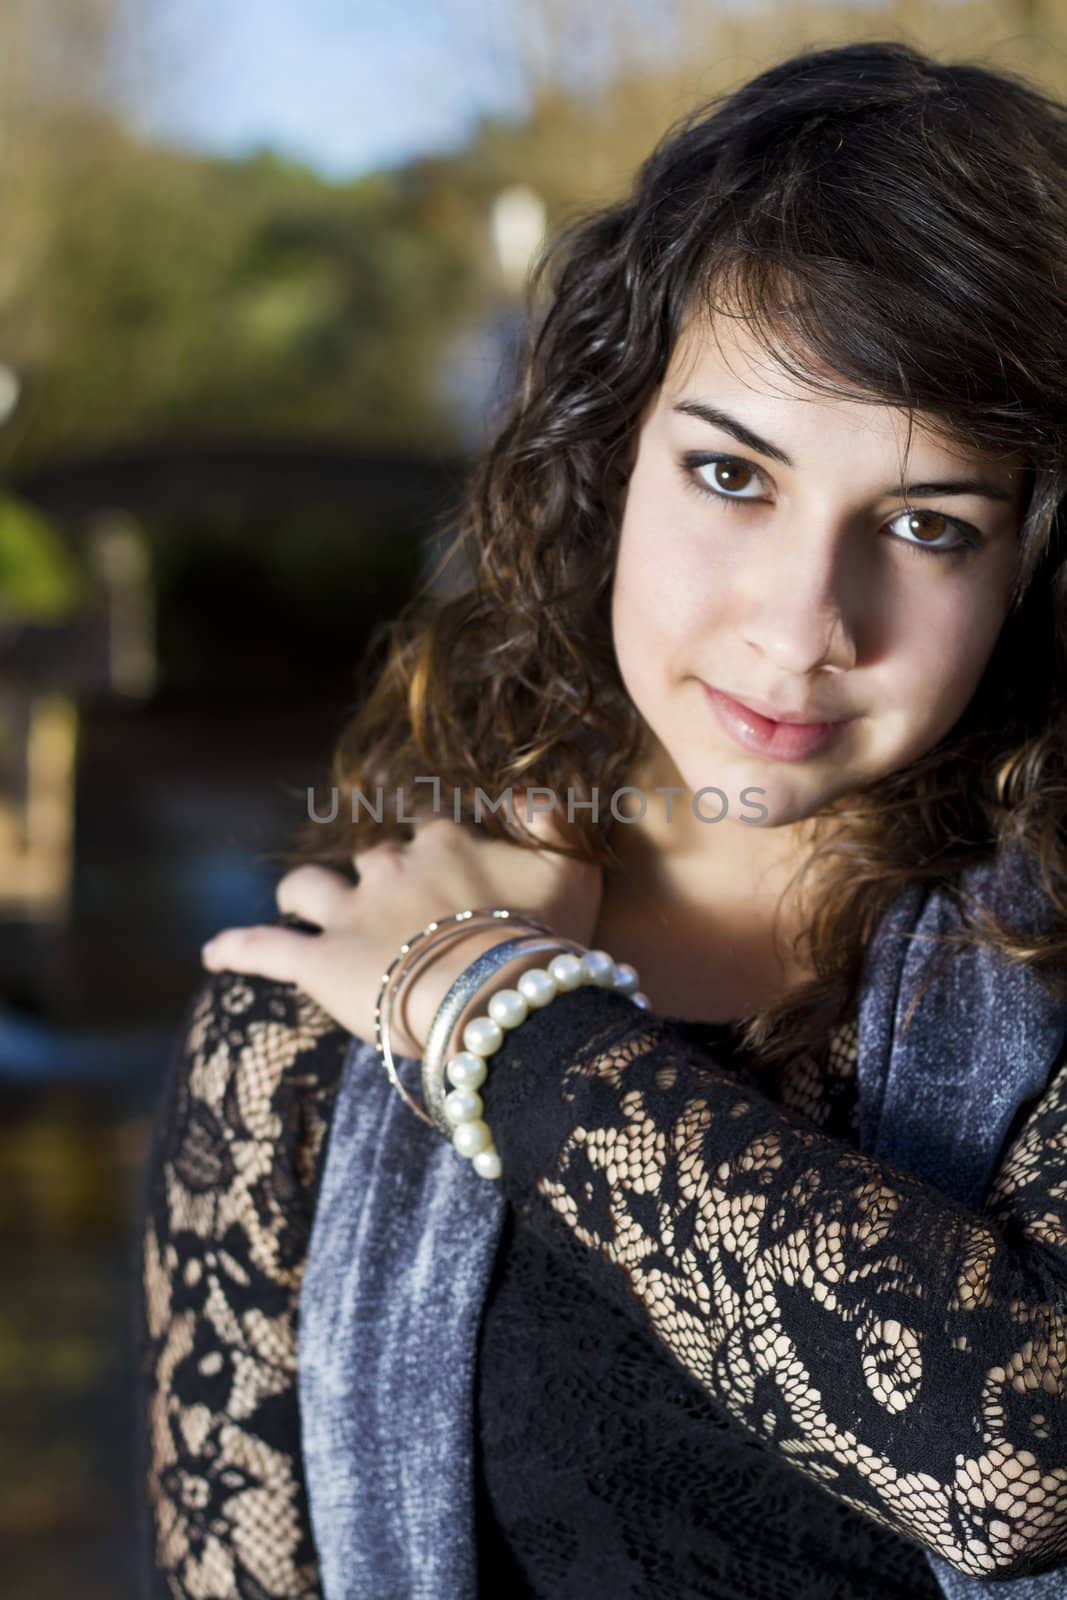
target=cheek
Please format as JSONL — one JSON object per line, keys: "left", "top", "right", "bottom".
{"left": 611, "top": 535, "right": 722, "bottom": 703}
{"left": 885, "top": 579, "right": 1009, "bottom": 731}
{"left": 612, "top": 478, "right": 732, "bottom": 670}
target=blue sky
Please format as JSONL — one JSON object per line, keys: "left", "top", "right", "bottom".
{"left": 124, "top": 0, "right": 684, "bottom": 179}
{"left": 127, "top": 0, "right": 538, "bottom": 178}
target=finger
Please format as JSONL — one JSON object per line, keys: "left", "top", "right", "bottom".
{"left": 352, "top": 838, "right": 407, "bottom": 877}
{"left": 201, "top": 925, "right": 315, "bottom": 986}
{"left": 406, "top": 815, "right": 464, "bottom": 848}
{"left": 515, "top": 792, "right": 574, "bottom": 851}
{"left": 276, "top": 864, "right": 353, "bottom": 928}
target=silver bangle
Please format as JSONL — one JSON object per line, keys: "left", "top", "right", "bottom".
{"left": 421, "top": 934, "right": 585, "bottom": 1134}
{"left": 375, "top": 908, "right": 557, "bottom": 1126}
{"left": 433, "top": 948, "right": 650, "bottom": 1181}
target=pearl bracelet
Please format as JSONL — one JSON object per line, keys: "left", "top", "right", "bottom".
{"left": 375, "top": 908, "right": 558, "bottom": 1127}
{"left": 421, "top": 933, "right": 588, "bottom": 1132}
{"left": 440, "top": 948, "right": 650, "bottom": 1181}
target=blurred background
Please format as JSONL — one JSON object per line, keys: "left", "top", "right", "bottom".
{"left": 0, "top": 0, "right": 1063, "bottom": 1594}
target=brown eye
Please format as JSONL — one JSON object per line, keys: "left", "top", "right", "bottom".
{"left": 887, "top": 506, "right": 981, "bottom": 559}
{"left": 903, "top": 510, "right": 949, "bottom": 543}
{"left": 687, "top": 456, "right": 766, "bottom": 501}
{"left": 712, "top": 461, "right": 756, "bottom": 493}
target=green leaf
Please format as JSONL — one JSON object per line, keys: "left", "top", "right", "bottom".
{"left": 0, "top": 496, "right": 86, "bottom": 622}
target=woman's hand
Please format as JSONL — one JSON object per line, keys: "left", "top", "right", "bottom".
{"left": 199, "top": 808, "right": 603, "bottom": 1057}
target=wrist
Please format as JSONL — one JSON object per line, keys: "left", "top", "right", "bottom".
{"left": 400, "top": 926, "right": 569, "bottom": 1058}
{"left": 444, "top": 943, "right": 567, "bottom": 1063}
{"left": 430, "top": 944, "right": 648, "bottom": 1180}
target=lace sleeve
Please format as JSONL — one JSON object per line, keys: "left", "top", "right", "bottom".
{"left": 480, "top": 983, "right": 1067, "bottom": 1582}
{"left": 136, "top": 968, "right": 349, "bottom": 1600}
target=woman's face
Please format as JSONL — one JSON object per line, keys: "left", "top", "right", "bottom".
{"left": 611, "top": 315, "right": 1027, "bottom": 831}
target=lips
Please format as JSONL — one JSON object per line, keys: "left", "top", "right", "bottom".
{"left": 702, "top": 684, "right": 851, "bottom": 762}
{"left": 707, "top": 685, "right": 842, "bottom": 726}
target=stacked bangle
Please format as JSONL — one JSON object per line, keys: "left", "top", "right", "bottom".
{"left": 374, "top": 908, "right": 557, "bottom": 1127}
{"left": 374, "top": 905, "right": 651, "bottom": 1182}
{"left": 420, "top": 933, "right": 588, "bottom": 1133}
{"left": 430, "top": 945, "right": 650, "bottom": 1181}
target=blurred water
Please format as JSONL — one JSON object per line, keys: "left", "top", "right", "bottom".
{"left": 1, "top": 1232, "right": 140, "bottom": 1599}
{"left": 0, "top": 702, "right": 329, "bottom": 1596}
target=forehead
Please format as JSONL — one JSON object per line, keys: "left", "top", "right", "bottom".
{"left": 660, "top": 312, "right": 1027, "bottom": 484}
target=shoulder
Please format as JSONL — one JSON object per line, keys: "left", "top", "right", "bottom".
{"left": 171, "top": 965, "right": 353, "bottom": 1110}
{"left": 958, "top": 839, "right": 1062, "bottom": 936}
{"left": 144, "top": 967, "right": 354, "bottom": 1258}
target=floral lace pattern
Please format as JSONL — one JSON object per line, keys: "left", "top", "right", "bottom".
{"left": 139, "top": 973, "right": 871, "bottom": 1599}
{"left": 483, "top": 984, "right": 1067, "bottom": 1583}
{"left": 475, "top": 1016, "right": 946, "bottom": 1600}
{"left": 138, "top": 972, "right": 347, "bottom": 1599}
{"left": 139, "top": 966, "right": 1067, "bottom": 1595}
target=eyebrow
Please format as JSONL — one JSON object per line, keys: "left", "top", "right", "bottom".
{"left": 671, "top": 401, "right": 1016, "bottom": 504}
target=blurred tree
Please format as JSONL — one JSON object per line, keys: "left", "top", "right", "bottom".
{"left": 0, "top": 0, "right": 1061, "bottom": 470}
{"left": 0, "top": 139, "right": 490, "bottom": 462}
{"left": 0, "top": 497, "right": 85, "bottom": 623}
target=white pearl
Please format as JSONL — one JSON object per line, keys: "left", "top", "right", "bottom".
{"left": 516, "top": 967, "right": 558, "bottom": 1007}
{"left": 446, "top": 1051, "right": 487, "bottom": 1090}
{"left": 463, "top": 1015, "right": 503, "bottom": 1056}
{"left": 580, "top": 949, "right": 616, "bottom": 986}
{"left": 472, "top": 1147, "right": 502, "bottom": 1180}
{"left": 630, "top": 990, "right": 651, "bottom": 1009}
{"left": 444, "top": 1088, "right": 484, "bottom": 1125}
{"left": 453, "top": 1119, "right": 491, "bottom": 1158}
{"left": 487, "top": 987, "right": 529, "bottom": 1029}
{"left": 547, "top": 951, "right": 584, "bottom": 990}
{"left": 611, "top": 962, "right": 640, "bottom": 994}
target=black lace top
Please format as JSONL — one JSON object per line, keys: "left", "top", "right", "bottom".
{"left": 137, "top": 967, "right": 1067, "bottom": 1599}
{"left": 473, "top": 1008, "right": 945, "bottom": 1599}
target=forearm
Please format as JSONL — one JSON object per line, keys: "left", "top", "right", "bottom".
{"left": 138, "top": 971, "right": 335, "bottom": 1600}
{"left": 480, "top": 982, "right": 1067, "bottom": 1579}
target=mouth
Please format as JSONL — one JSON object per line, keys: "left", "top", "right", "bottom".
{"left": 701, "top": 683, "right": 853, "bottom": 762}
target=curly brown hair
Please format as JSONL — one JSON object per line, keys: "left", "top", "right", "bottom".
{"left": 282, "top": 38, "right": 1067, "bottom": 1066}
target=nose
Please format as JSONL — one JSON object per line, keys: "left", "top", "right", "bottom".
{"left": 737, "top": 531, "right": 858, "bottom": 677}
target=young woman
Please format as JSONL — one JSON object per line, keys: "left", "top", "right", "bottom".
{"left": 138, "top": 39, "right": 1067, "bottom": 1600}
